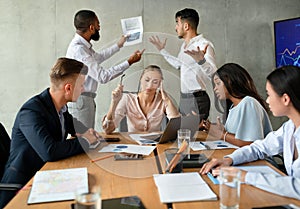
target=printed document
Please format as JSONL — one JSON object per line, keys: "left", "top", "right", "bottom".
{"left": 98, "top": 144, "right": 156, "bottom": 155}
{"left": 153, "top": 172, "right": 217, "bottom": 203}
{"left": 121, "top": 16, "right": 143, "bottom": 46}
{"left": 28, "top": 167, "right": 88, "bottom": 204}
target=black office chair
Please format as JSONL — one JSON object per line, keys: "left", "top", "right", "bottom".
{"left": 265, "top": 154, "right": 287, "bottom": 174}
{"left": 0, "top": 122, "right": 22, "bottom": 191}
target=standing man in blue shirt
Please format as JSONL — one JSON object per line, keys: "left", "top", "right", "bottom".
{"left": 66, "top": 10, "right": 144, "bottom": 129}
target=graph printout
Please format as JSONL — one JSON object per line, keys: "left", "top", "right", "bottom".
{"left": 274, "top": 17, "right": 300, "bottom": 68}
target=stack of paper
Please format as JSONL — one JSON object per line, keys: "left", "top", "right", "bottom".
{"left": 28, "top": 167, "right": 88, "bottom": 204}
{"left": 153, "top": 172, "right": 217, "bottom": 203}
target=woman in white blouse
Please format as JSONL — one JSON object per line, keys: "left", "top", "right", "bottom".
{"left": 202, "top": 63, "right": 272, "bottom": 147}
{"left": 200, "top": 65, "right": 300, "bottom": 200}
{"left": 102, "top": 65, "right": 180, "bottom": 134}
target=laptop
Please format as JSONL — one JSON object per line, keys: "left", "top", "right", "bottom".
{"left": 140, "top": 114, "right": 200, "bottom": 144}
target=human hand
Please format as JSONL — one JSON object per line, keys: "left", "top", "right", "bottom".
{"left": 184, "top": 45, "right": 208, "bottom": 63}
{"left": 149, "top": 35, "right": 167, "bottom": 51}
{"left": 117, "top": 34, "right": 130, "bottom": 48}
{"left": 112, "top": 84, "right": 123, "bottom": 104}
{"left": 159, "top": 82, "right": 169, "bottom": 101}
{"left": 210, "top": 166, "right": 247, "bottom": 182}
{"left": 199, "top": 157, "right": 233, "bottom": 175}
{"left": 204, "top": 117, "right": 225, "bottom": 140}
{"left": 77, "top": 128, "right": 100, "bottom": 144}
{"left": 127, "top": 49, "right": 145, "bottom": 65}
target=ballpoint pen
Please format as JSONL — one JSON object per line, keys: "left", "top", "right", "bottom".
{"left": 199, "top": 141, "right": 211, "bottom": 150}
{"left": 120, "top": 74, "right": 125, "bottom": 85}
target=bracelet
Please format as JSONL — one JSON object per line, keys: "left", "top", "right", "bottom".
{"left": 223, "top": 131, "right": 228, "bottom": 142}
{"left": 197, "top": 58, "right": 206, "bottom": 65}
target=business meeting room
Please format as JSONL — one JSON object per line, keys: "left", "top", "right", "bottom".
{"left": 0, "top": 0, "right": 300, "bottom": 209}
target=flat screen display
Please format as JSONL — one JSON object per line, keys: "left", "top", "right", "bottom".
{"left": 274, "top": 17, "right": 300, "bottom": 68}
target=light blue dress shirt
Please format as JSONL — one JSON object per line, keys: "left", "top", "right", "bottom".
{"left": 228, "top": 119, "right": 300, "bottom": 199}
{"left": 225, "top": 96, "right": 273, "bottom": 141}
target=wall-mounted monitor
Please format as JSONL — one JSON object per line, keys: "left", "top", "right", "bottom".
{"left": 274, "top": 17, "right": 300, "bottom": 68}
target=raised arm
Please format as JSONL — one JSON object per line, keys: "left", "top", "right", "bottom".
{"left": 160, "top": 82, "right": 180, "bottom": 118}
{"left": 149, "top": 35, "right": 182, "bottom": 70}
{"left": 102, "top": 85, "right": 124, "bottom": 134}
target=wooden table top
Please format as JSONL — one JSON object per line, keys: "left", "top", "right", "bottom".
{"left": 4, "top": 132, "right": 300, "bottom": 209}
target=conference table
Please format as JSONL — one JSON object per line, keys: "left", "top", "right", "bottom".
{"left": 4, "top": 132, "right": 300, "bottom": 209}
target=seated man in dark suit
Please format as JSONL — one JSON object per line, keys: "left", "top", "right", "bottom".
{"left": 0, "top": 57, "right": 100, "bottom": 208}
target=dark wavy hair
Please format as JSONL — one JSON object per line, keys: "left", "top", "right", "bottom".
{"left": 267, "top": 65, "right": 300, "bottom": 113}
{"left": 213, "top": 63, "right": 268, "bottom": 119}
{"left": 175, "top": 8, "right": 199, "bottom": 30}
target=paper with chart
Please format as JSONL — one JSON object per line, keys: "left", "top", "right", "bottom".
{"left": 28, "top": 167, "right": 88, "bottom": 204}
{"left": 98, "top": 144, "right": 156, "bottom": 155}
{"left": 153, "top": 172, "right": 217, "bottom": 203}
{"left": 121, "top": 16, "right": 143, "bottom": 46}
{"left": 191, "top": 140, "right": 239, "bottom": 151}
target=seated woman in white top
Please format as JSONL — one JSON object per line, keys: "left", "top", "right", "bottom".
{"left": 202, "top": 63, "right": 272, "bottom": 147}
{"left": 200, "top": 65, "right": 300, "bottom": 200}
{"left": 102, "top": 65, "right": 180, "bottom": 134}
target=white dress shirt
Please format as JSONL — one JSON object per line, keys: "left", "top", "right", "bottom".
{"left": 66, "top": 33, "right": 129, "bottom": 93}
{"left": 227, "top": 119, "right": 300, "bottom": 199}
{"left": 160, "top": 34, "right": 217, "bottom": 93}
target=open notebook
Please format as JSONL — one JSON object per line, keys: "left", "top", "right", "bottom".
{"left": 153, "top": 172, "right": 217, "bottom": 203}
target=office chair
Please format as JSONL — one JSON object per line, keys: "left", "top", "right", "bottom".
{"left": 265, "top": 154, "right": 287, "bottom": 174}
{"left": 0, "top": 122, "right": 22, "bottom": 191}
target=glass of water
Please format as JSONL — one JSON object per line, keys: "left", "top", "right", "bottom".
{"left": 75, "top": 186, "right": 101, "bottom": 209}
{"left": 177, "top": 129, "right": 191, "bottom": 158}
{"left": 219, "top": 167, "right": 241, "bottom": 209}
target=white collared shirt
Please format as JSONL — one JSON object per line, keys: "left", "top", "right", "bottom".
{"left": 66, "top": 33, "right": 129, "bottom": 93}
{"left": 228, "top": 119, "right": 300, "bottom": 199}
{"left": 160, "top": 34, "right": 217, "bottom": 93}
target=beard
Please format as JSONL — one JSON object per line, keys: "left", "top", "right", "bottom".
{"left": 91, "top": 30, "right": 100, "bottom": 41}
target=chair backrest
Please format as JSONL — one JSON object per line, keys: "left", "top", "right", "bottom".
{"left": 0, "top": 122, "right": 11, "bottom": 179}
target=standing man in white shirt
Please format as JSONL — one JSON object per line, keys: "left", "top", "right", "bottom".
{"left": 149, "top": 8, "right": 217, "bottom": 120}
{"left": 66, "top": 10, "right": 144, "bottom": 128}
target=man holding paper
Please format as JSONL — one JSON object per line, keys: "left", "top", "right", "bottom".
{"left": 66, "top": 10, "right": 144, "bottom": 129}
{"left": 0, "top": 58, "right": 99, "bottom": 208}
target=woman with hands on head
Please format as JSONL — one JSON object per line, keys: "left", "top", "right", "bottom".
{"left": 200, "top": 65, "right": 300, "bottom": 200}
{"left": 202, "top": 63, "right": 272, "bottom": 147}
{"left": 102, "top": 65, "right": 180, "bottom": 134}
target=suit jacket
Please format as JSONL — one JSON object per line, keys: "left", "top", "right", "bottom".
{"left": 1, "top": 88, "right": 89, "bottom": 186}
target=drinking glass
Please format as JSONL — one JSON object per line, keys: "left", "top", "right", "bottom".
{"left": 219, "top": 167, "right": 241, "bottom": 209}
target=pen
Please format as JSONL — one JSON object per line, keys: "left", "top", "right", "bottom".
{"left": 199, "top": 141, "right": 211, "bottom": 150}
{"left": 120, "top": 74, "right": 125, "bottom": 85}
{"left": 90, "top": 154, "right": 115, "bottom": 163}
{"left": 207, "top": 172, "right": 219, "bottom": 184}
